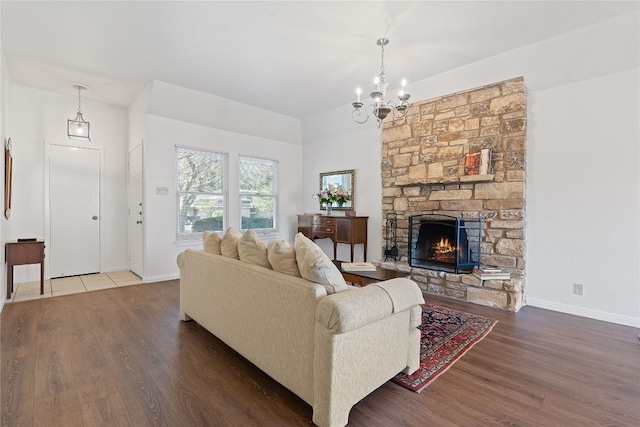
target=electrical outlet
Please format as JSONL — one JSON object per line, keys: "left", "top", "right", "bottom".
{"left": 156, "top": 186, "right": 169, "bottom": 196}
{"left": 573, "top": 283, "right": 584, "bottom": 296}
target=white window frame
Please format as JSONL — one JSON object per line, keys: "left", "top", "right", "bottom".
{"left": 175, "top": 145, "right": 228, "bottom": 240}
{"left": 238, "top": 155, "right": 278, "bottom": 233}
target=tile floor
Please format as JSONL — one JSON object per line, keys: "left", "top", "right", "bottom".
{"left": 8, "top": 271, "right": 143, "bottom": 303}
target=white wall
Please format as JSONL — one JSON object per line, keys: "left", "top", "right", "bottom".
{"left": 149, "top": 80, "right": 302, "bottom": 145}
{"left": 140, "top": 110, "right": 303, "bottom": 282}
{"left": 0, "top": 12, "right": 7, "bottom": 310}
{"left": 526, "top": 69, "right": 639, "bottom": 326}
{"left": 129, "top": 82, "right": 152, "bottom": 151}
{"left": 6, "top": 85, "right": 129, "bottom": 281}
{"left": 301, "top": 12, "right": 639, "bottom": 326}
{"left": 301, "top": 124, "right": 381, "bottom": 262}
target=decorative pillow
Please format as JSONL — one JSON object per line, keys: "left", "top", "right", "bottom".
{"left": 221, "top": 227, "right": 242, "bottom": 259}
{"left": 294, "top": 232, "right": 349, "bottom": 294}
{"left": 238, "top": 230, "right": 271, "bottom": 269}
{"left": 267, "top": 239, "right": 300, "bottom": 277}
{"left": 202, "top": 230, "right": 222, "bottom": 254}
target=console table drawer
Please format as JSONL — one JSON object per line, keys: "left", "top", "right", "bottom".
{"left": 313, "top": 216, "right": 334, "bottom": 226}
{"left": 312, "top": 225, "right": 335, "bottom": 234}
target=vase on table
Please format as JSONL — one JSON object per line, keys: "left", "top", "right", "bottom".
{"left": 325, "top": 204, "right": 332, "bottom": 215}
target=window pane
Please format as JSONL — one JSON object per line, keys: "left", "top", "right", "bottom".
{"left": 178, "top": 149, "right": 223, "bottom": 193}
{"left": 241, "top": 195, "right": 275, "bottom": 230}
{"left": 178, "top": 194, "right": 224, "bottom": 233}
{"left": 239, "top": 157, "right": 274, "bottom": 193}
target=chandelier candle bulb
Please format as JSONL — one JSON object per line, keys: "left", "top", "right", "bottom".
{"left": 356, "top": 87, "right": 361, "bottom": 102}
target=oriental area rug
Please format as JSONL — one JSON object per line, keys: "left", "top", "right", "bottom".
{"left": 392, "top": 304, "right": 497, "bottom": 393}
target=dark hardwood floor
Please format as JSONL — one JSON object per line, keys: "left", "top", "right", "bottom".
{"left": 1, "top": 280, "right": 638, "bottom": 426}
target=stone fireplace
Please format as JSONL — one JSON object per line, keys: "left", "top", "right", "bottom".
{"left": 380, "top": 77, "right": 526, "bottom": 312}
{"left": 408, "top": 214, "right": 481, "bottom": 274}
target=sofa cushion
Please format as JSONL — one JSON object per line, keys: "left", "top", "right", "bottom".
{"left": 221, "top": 227, "right": 242, "bottom": 259}
{"left": 238, "top": 230, "right": 271, "bottom": 269}
{"left": 267, "top": 239, "right": 301, "bottom": 277}
{"left": 202, "top": 230, "right": 222, "bottom": 254}
{"left": 294, "top": 232, "right": 349, "bottom": 294}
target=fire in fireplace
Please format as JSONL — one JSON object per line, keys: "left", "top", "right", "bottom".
{"left": 408, "top": 214, "right": 481, "bottom": 273}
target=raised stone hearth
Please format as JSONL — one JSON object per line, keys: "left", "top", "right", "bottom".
{"left": 381, "top": 77, "right": 526, "bottom": 312}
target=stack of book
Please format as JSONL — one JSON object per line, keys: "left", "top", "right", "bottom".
{"left": 341, "top": 262, "right": 377, "bottom": 272}
{"left": 472, "top": 267, "right": 511, "bottom": 280}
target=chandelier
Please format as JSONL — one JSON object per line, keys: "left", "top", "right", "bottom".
{"left": 352, "top": 38, "right": 410, "bottom": 128}
{"left": 68, "top": 83, "right": 91, "bottom": 141}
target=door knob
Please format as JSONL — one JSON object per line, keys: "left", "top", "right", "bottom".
{"left": 136, "top": 220, "right": 142, "bottom": 224}
{"left": 92, "top": 216, "right": 98, "bottom": 220}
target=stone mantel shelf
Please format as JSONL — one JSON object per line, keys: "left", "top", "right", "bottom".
{"left": 459, "top": 174, "right": 495, "bottom": 183}
{"left": 397, "top": 174, "right": 495, "bottom": 187}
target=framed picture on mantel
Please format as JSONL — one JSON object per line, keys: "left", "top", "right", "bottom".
{"left": 464, "top": 148, "right": 491, "bottom": 176}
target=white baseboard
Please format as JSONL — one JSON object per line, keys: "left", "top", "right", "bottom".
{"left": 526, "top": 297, "right": 640, "bottom": 328}
{"left": 102, "top": 266, "right": 130, "bottom": 273}
{"left": 142, "top": 273, "right": 180, "bottom": 283}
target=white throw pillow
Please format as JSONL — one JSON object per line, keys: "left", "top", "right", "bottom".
{"left": 238, "top": 230, "right": 271, "bottom": 269}
{"left": 294, "top": 232, "right": 349, "bottom": 294}
{"left": 221, "top": 227, "right": 242, "bottom": 259}
{"left": 202, "top": 230, "right": 222, "bottom": 254}
{"left": 267, "top": 239, "right": 300, "bottom": 277}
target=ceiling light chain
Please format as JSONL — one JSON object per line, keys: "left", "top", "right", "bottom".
{"left": 351, "top": 38, "right": 411, "bottom": 128}
{"left": 67, "top": 83, "right": 91, "bottom": 141}
{"left": 77, "top": 85, "right": 83, "bottom": 113}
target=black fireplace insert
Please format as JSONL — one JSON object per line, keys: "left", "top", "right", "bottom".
{"left": 408, "top": 214, "right": 481, "bottom": 273}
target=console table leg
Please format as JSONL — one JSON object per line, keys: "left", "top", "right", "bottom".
{"left": 40, "top": 262, "right": 44, "bottom": 295}
{"left": 6, "top": 266, "right": 12, "bottom": 300}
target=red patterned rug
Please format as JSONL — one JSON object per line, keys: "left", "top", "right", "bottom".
{"left": 392, "top": 304, "right": 497, "bottom": 393}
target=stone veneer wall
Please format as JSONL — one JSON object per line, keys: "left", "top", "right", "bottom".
{"left": 380, "top": 77, "right": 526, "bottom": 311}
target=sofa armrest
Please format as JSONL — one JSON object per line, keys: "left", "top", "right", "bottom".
{"left": 371, "top": 278, "right": 425, "bottom": 313}
{"left": 315, "top": 278, "right": 424, "bottom": 334}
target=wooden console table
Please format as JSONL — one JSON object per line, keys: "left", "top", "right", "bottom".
{"left": 297, "top": 214, "right": 368, "bottom": 262}
{"left": 6, "top": 240, "right": 45, "bottom": 299}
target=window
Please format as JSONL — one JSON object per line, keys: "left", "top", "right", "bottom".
{"left": 176, "top": 146, "right": 227, "bottom": 238}
{"left": 239, "top": 156, "right": 278, "bottom": 231}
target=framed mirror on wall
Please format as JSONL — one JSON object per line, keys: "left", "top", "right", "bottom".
{"left": 319, "top": 169, "right": 354, "bottom": 211}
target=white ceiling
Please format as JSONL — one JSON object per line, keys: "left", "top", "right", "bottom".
{"left": 2, "top": 1, "right": 638, "bottom": 119}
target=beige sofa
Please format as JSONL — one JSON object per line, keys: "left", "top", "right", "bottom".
{"left": 177, "top": 244, "right": 424, "bottom": 427}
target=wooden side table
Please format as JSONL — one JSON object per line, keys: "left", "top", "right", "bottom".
{"left": 6, "top": 241, "right": 45, "bottom": 299}
{"left": 333, "top": 260, "right": 410, "bottom": 287}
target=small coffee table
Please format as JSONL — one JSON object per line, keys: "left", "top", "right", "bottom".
{"left": 333, "top": 260, "right": 411, "bottom": 287}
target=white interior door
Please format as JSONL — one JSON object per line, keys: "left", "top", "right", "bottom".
{"left": 49, "top": 145, "right": 100, "bottom": 277}
{"left": 128, "top": 144, "right": 143, "bottom": 277}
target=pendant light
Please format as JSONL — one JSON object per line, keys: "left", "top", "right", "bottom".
{"left": 68, "top": 83, "right": 91, "bottom": 141}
